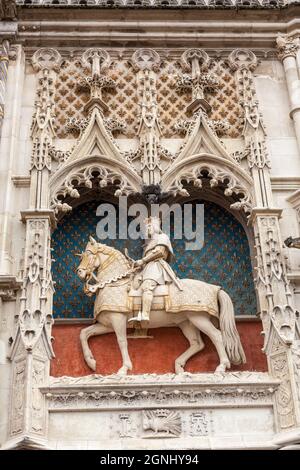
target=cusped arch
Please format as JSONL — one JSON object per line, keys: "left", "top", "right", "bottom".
{"left": 162, "top": 153, "right": 254, "bottom": 216}
{"left": 49, "top": 155, "right": 142, "bottom": 216}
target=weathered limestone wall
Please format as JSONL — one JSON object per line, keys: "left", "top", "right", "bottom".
{"left": 1, "top": 1, "right": 300, "bottom": 450}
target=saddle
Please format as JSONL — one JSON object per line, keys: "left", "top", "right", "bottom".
{"left": 127, "top": 269, "right": 169, "bottom": 311}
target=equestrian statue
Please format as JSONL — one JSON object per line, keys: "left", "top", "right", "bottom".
{"left": 77, "top": 216, "right": 246, "bottom": 375}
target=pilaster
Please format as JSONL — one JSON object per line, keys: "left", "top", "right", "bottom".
{"left": 4, "top": 48, "right": 61, "bottom": 449}
{"left": 229, "top": 49, "right": 300, "bottom": 443}
{"left": 276, "top": 36, "right": 300, "bottom": 157}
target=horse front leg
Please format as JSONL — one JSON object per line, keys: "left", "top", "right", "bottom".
{"left": 110, "top": 313, "right": 132, "bottom": 376}
{"left": 80, "top": 322, "right": 112, "bottom": 371}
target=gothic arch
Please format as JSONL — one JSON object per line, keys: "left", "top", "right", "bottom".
{"left": 161, "top": 153, "right": 254, "bottom": 216}
{"left": 49, "top": 155, "right": 142, "bottom": 217}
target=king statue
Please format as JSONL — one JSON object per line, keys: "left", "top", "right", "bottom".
{"left": 129, "top": 216, "right": 183, "bottom": 324}
{"left": 77, "top": 216, "right": 246, "bottom": 375}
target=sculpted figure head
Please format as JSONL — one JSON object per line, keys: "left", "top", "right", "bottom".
{"left": 144, "top": 216, "right": 161, "bottom": 238}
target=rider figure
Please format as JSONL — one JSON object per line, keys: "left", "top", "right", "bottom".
{"left": 129, "top": 216, "right": 183, "bottom": 324}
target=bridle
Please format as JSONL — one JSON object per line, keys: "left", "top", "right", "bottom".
{"left": 79, "top": 244, "right": 138, "bottom": 294}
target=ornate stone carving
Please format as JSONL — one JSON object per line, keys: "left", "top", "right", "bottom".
{"left": 49, "top": 370, "right": 278, "bottom": 386}
{"left": 190, "top": 412, "right": 210, "bottom": 436}
{"left": 14, "top": 0, "right": 287, "bottom": 8}
{"left": 227, "top": 49, "right": 257, "bottom": 72}
{"left": 0, "top": 0, "right": 17, "bottom": 21}
{"left": 270, "top": 350, "right": 296, "bottom": 429}
{"left": 32, "top": 48, "right": 62, "bottom": 73}
{"left": 276, "top": 36, "right": 300, "bottom": 61}
{"left": 167, "top": 162, "right": 253, "bottom": 213}
{"left": 178, "top": 49, "right": 219, "bottom": 114}
{"left": 81, "top": 48, "right": 111, "bottom": 74}
{"left": 15, "top": 218, "right": 54, "bottom": 352}
{"left": 44, "top": 371, "right": 279, "bottom": 413}
{"left": 76, "top": 225, "right": 246, "bottom": 375}
{"left": 0, "top": 275, "right": 21, "bottom": 301}
{"left": 142, "top": 409, "right": 182, "bottom": 437}
{"left": 131, "top": 49, "right": 160, "bottom": 72}
{"left": 0, "top": 40, "right": 10, "bottom": 130}
{"left": 51, "top": 163, "right": 136, "bottom": 214}
{"left": 131, "top": 49, "right": 163, "bottom": 185}
{"left": 54, "top": 55, "right": 241, "bottom": 140}
{"left": 10, "top": 360, "right": 26, "bottom": 435}
{"left": 79, "top": 48, "right": 115, "bottom": 114}
{"left": 119, "top": 413, "right": 137, "bottom": 438}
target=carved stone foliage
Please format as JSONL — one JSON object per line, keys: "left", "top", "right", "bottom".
{"left": 276, "top": 36, "right": 300, "bottom": 61}
{"left": 9, "top": 338, "right": 48, "bottom": 440}
{"left": 131, "top": 49, "right": 163, "bottom": 185}
{"left": 270, "top": 348, "right": 296, "bottom": 430}
{"left": 31, "top": 49, "right": 62, "bottom": 175}
{"left": 79, "top": 48, "right": 116, "bottom": 114}
{"left": 44, "top": 373, "right": 279, "bottom": 436}
{"left": 51, "top": 163, "right": 137, "bottom": 214}
{"left": 254, "top": 215, "right": 296, "bottom": 347}
{"left": 15, "top": 218, "right": 54, "bottom": 353}
{"left": 178, "top": 48, "right": 219, "bottom": 114}
{"left": 228, "top": 49, "right": 270, "bottom": 173}
{"left": 166, "top": 162, "right": 253, "bottom": 214}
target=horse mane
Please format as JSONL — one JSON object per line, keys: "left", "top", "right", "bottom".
{"left": 97, "top": 242, "right": 129, "bottom": 264}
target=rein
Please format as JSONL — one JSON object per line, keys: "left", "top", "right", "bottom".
{"left": 84, "top": 248, "right": 139, "bottom": 294}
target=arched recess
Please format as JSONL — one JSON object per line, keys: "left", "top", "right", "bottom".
{"left": 49, "top": 154, "right": 142, "bottom": 217}
{"left": 52, "top": 196, "right": 257, "bottom": 319}
{"left": 162, "top": 153, "right": 254, "bottom": 216}
{"left": 161, "top": 152, "right": 258, "bottom": 315}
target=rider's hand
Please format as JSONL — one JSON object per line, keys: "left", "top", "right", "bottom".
{"left": 134, "top": 259, "right": 144, "bottom": 268}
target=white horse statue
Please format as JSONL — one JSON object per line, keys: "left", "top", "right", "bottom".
{"left": 77, "top": 236, "right": 246, "bottom": 375}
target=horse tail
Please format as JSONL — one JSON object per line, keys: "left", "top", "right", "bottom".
{"left": 218, "top": 289, "right": 246, "bottom": 365}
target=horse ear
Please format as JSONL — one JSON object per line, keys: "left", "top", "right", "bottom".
{"left": 89, "top": 236, "right": 96, "bottom": 244}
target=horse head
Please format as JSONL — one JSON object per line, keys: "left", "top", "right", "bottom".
{"left": 76, "top": 236, "right": 130, "bottom": 282}
{"left": 76, "top": 236, "right": 103, "bottom": 281}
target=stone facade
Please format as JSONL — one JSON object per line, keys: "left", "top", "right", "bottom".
{"left": 1, "top": 0, "right": 300, "bottom": 450}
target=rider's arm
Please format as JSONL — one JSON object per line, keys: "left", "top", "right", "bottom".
{"left": 141, "top": 245, "right": 168, "bottom": 264}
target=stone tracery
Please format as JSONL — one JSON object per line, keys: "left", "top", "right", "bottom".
{"left": 1, "top": 0, "right": 300, "bottom": 447}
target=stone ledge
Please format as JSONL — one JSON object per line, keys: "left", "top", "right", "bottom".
{"left": 15, "top": 0, "right": 289, "bottom": 10}
{"left": 42, "top": 372, "right": 279, "bottom": 411}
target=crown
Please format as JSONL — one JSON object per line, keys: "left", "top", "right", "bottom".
{"left": 144, "top": 216, "right": 161, "bottom": 226}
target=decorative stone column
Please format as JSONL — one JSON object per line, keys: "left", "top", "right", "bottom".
{"left": 229, "top": 49, "right": 300, "bottom": 448}
{"left": 276, "top": 36, "right": 300, "bottom": 155}
{"left": 4, "top": 48, "right": 62, "bottom": 449}
{"left": 0, "top": 39, "right": 9, "bottom": 133}
{"left": 131, "top": 49, "right": 162, "bottom": 186}
{"left": 178, "top": 48, "right": 219, "bottom": 115}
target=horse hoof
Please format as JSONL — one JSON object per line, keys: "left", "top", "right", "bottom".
{"left": 175, "top": 364, "right": 184, "bottom": 374}
{"left": 116, "top": 366, "right": 128, "bottom": 376}
{"left": 215, "top": 361, "right": 230, "bottom": 373}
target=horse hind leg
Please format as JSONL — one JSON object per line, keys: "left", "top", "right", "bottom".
{"left": 188, "top": 313, "right": 230, "bottom": 372}
{"left": 80, "top": 322, "right": 112, "bottom": 371}
{"left": 175, "top": 320, "right": 205, "bottom": 374}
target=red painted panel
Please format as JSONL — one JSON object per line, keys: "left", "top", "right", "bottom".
{"left": 51, "top": 322, "right": 267, "bottom": 377}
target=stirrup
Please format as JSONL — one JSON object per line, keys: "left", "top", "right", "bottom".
{"left": 128, "top": 311, "right": 143, "bottom": 322}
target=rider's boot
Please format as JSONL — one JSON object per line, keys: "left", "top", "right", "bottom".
{"left": 128, "top": 289, "right": 153, "bottom": 326}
